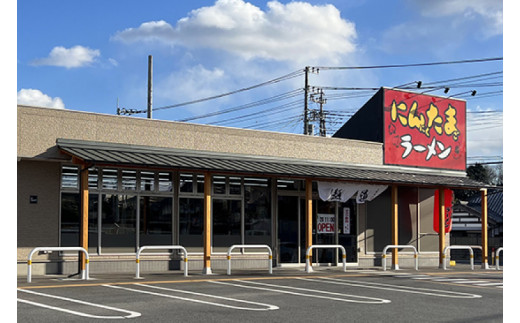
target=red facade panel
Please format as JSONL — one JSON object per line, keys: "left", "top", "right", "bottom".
{"left": 383, "top": 88, "right": 466, "bottom": 171}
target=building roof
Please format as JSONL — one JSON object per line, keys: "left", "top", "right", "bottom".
{"left": 467, "top": 190, "right": 503, "bottom": 223}
{"left": 57, "top": 138, "right": 489, "bottom": 190}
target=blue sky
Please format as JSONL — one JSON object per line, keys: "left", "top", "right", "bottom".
{"left": 15, "top": 0, "right": 505, "bottom": 163}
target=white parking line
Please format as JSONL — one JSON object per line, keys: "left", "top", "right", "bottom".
{"left": 475, "top": 282, "right": 503, "bottom": 287}
{"left": 211, "top": 280, "right": 391, "bottom": 304}
{"left": 301, "top": 277, "right": 481, "bottom": 299}
{"left": 449, "top": 280, "right": 492, "bottom": 284}
{"left": 104, "top": 284, "right": 278, "bottom": 311}
{"left": 17, "top": 289, "right": 141, "bottom": 319}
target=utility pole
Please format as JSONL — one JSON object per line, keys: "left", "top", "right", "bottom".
{"left": 147, "top": 55, "right": 153, "bottom": 119}
{"left": 310, "top": 89, "right": 327, "bottom": 137}
{"left": 303, "top": 67, "right": 320, "bottom": 135}
{"left": 318, "top": 90, "right": 327, "bottom": 137}
{"left": 303, "top": 66, "right": 309, "bottom": 135}
{"left": 116, "top": 55, "right": 154, "bottom": 117}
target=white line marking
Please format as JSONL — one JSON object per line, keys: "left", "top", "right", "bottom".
{"left": 303, "top": 277, "right": 481, "bottom": 299}
{"left": 394, "top": 275, "right": 431, "bottom": 279}
{"left": 211, "top": 280, "right": 391, "bottom": 304}
{"left": 442, "top": 280, "right": 489, "bottom": 284}
{"left": 430, "top": 278, "right": 471, "bottom": 282}
{"left": 104, "top": 284, "right": 278, "bottom": 311}
{"left": 17, "top": 289, "right": 141, "bottom": 319}
{"left": 474, "top": 282, "right": 503, "bottom": 287}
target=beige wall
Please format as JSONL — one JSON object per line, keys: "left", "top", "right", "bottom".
{"left": 17, "top": 160, "right": 61, "bottom": 260}
{"left": 17, "top": 105, "right": 383, "bottom": 165}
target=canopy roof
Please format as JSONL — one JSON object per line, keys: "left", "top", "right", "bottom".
{"left": 57, "top": 139, "right": 488, "bottom": 189}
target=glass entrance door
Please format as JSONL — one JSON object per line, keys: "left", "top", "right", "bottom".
{"left": 278, "top": 195, "right": 300, "bottom": 263}
{"left": 277, "top": 192, "right": 358, "bottom": 265}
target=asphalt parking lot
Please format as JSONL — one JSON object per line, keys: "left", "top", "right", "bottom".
{"left": 17, "top": 267, "right": 503, "bottom": 322}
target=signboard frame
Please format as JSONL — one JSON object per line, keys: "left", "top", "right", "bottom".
{"left": 383, "top": 88, "right": 467, "bottom": 171}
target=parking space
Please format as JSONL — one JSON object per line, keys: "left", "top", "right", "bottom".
{"left": 17, "top": 269, "right": 503, "bottom": 322}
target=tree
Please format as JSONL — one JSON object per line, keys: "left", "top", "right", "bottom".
{"left": 466, "top": 163, "right": 493, "bottom": 184}
{"left": 455, "top": 163, "right": 498, "bottom": 202}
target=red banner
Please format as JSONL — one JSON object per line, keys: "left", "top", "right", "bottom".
{"left": 433, "top": 189, "right": 453, "bottom": 233}
{"left": 383, "top": 89, "right": 466, "bottom": 171}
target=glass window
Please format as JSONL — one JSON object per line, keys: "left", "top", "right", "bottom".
{"left": 102, "top": 169, "right": 118, "bottom": 190}
{"left": 122, "top": 170, "right": 137, "bottom": 191}
{"left": 140, "top": 171, "right": 155, "bottom": 191}
{"left": 140, "top": 196, "right": 172, "bottom": 247}
{"left": 179, "top": 198, "right": 204, "bottom": 252}
{"left": 339, "top": 199, "right": 357, "bottom": 262}
{"left": 213, "top": 176, "right": 226, "bottom": 195}
{"left": 315, "top": 199, "right": 336, "bottom": 263}
{"left": 60, "top": 192, "right": 98, "bottom": 253}
{"left": 61, "top": 166, "right": 78, "bottom": 189}
{"left": 158, "top": 172, "right": 173, "bottom": 192}
{"left": 88, "top": 168, "right": 98, "bottom": 189}
{"left": 229, "top": 177, "right": 242, "bottom": 195}
{"left": 244, "top": 178, "right": 271, "bottom": 245}
{"left": 101, "top": 194, "right": 137, "bottom": 253}
{"left": 213, "top": 199, "right": 241, "bottom": 250}
{"left": 277, "top": 179, "right": 302, "bottom": 191}
{"left": 196, "top": 174, "right": 205, "bottom": 193}
{"left": 180, "top": 174, "right": 193, "bottom": 193}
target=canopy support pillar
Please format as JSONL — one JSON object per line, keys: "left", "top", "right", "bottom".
{"left": 481, "top": 188, "right": 489, "bottom": 269}
{"left": 391, "top": 186, "right": 399, "bottom": 270}
{"left": 438, "top": 189, "right": 446, "bottom": 268}
{"left": 203, "top": 172, "right": 213, "bottom": 274}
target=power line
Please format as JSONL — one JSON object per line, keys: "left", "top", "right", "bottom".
{"left": 313, "top": 57, "right": 502, "bottom": 70}
{"left": 177, "top": 89, "right": 303, "bottom": 122}
{"left": 153, "top": 70, "right": 304, "bottom": 112}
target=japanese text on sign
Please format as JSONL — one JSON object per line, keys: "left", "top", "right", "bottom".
{"left": 384, "top": 89, "right": 466, "bottom": 171}
{"left": 343, "top": 208, "right": 351, "bottom": 234}
{"left": 317, "top": 214, "right": 335, "bottom": 234}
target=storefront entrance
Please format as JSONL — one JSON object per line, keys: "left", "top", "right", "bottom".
{"left": 277, "top": 193, "right": 358, "bottom": 265}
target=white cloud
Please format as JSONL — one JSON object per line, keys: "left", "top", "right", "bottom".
{"left": 112, "top": 0, "right": 357, "bottom": 64}
{"left": 31, "top": 45, "right": 100, "bottom": 68}
{"left": 17, "top": 89, "right": 65, "bottom": 109}
{"left": 409, "top": 0, "right": 502, "bottom": 37}
{"left": 379, "top": 0, "right": 503, "bottom": 54}
{"left": 466, "top": 106, "right": 503, "bottom": 158}
{"left": 156, "top": 65, "right": 228, "bottom": 112}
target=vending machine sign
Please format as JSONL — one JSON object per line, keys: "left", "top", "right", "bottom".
{"left": 383, "top": 89, "right": 466, "bottom": 171}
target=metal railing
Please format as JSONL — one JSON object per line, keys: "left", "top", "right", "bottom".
{"left": 442, "top": 245, "right": 475, "bottom": 270}
{"left": 27, "top": 247, "right": 89, "bottom": 283}
{"left": 135, "top": 245, "right": 189, "bottom": 278}
{"left": 305, "top": 245, "right": 347, "bottom": 273}
{"left": 381, "top": 245, "right": 418, "bottom": 271}
{"left": 495, "top": 247, "right": 503, "bottom": 270}
{"left": 227, "top": 245, "right": 273, "bottom": 275}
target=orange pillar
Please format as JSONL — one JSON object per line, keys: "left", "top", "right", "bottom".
{"left": 203, "top": 173, "right": 212, "bottom": 274}
{"left": 391, "top": 186, "right": 399, "bottom": 269}
{"left": 79, "top": 165, "right": 89, "bottom": 276}
{"left": 481, "top": 189, "right": 489, "bottom": 269}
{"left": 305, "top": 179, "right": 313, "bottom": 267}
{"left": 438, "top": 189, "right": 446, "bottom": 268}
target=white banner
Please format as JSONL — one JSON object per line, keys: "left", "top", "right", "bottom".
{"left": 317, "top": 213, "right": 335, "bottom": 234}
{"left": 355, "top": 185, "right": 388, "bottom": 203}
{"left": 317, "top": 181, "right": 359, "bottom": 202}
{"left": 318, "top": 181, "right": 387, "bottom": 204}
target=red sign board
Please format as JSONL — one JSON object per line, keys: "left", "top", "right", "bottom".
{"left": 433, "top": 189, "right": 453, "bottom": 233}
{"left": 383, "top": 89, "right": 466, "bottom": 171}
